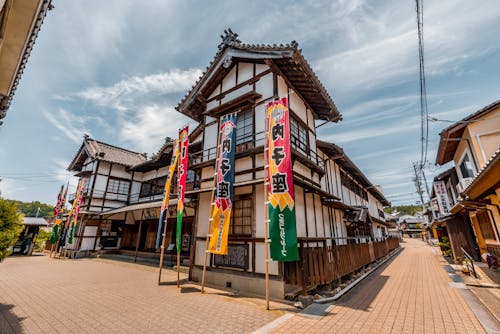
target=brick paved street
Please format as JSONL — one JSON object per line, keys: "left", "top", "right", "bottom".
{"left": 270, "top": 238, "right": 486, "bottom": 334}
{"left": 0, "top": 239, "right": 490, "bottom": 334}
{"left": 0, "top": 256, "right": 290, "bottom": 334}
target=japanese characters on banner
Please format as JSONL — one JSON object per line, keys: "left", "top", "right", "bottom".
{"left": 266, "top": 98, "right": 299, "bottom": 262}
{"left": 50, "top": 184, "right": 68, "bottom": 244}
{"left": 68, "top": 177, "right": 87, "bottom": 245}
{"left": 155, "top": 140, "right": 180, "bottom": 248}
{"left": 208, "top": 113, "right": 237, "bottom": 255}
{"left": 176, "top": 126, "right": 189, "bottom": 254}
{"left": 433, "top": 181, "right": 451, "bottom": 215}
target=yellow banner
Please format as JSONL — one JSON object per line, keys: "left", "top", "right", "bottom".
{"left": 208, "top": 206, "right": 232, "bottom": 255}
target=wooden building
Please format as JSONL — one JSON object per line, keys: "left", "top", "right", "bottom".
{"left": 433, "top": 100, "right": 500, "bottom": 261}
{"left": 67, "top": 31, "right": 398, "bottom": 298}
{"left": 175, "top": 30, "right": 395, "bottom": 297}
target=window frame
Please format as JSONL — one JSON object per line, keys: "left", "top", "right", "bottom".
{"left": 229, "top": 195, "right": 253, "bottom": 237}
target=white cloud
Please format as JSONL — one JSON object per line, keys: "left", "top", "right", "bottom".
{"left": 76, "top": 68, "right": 202, "bottom": 111}
{"left": 0, "top": 178, "right": 25, "bottom": 199}
{"left": 120, "top": 104, "right": 196, "bottom": 153}
{"left": 43, "top": 108, "right": 92, "bottom": 144}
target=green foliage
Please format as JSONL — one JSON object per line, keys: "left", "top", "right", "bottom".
{"left": 383, "top": 205, "right": 421, "bottom": 216}
{"left": 35, "top": 229, "right": 51, "bottom": 252}
{"left": 7, "top": 200, "right": 54, "bottom": 218}
{"left": 0, "top": 199, "right": 24, "bottom": 261}
{"left": 438, "top": 236, "right": 452, "bottom": 257}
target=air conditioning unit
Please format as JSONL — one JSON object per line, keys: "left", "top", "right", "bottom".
{"left": 456, "top": 177, "right": 473, "bottom": 195}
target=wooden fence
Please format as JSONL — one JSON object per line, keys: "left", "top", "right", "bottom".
{"left": 284, "top": 237, "right": 400, "bottom": 292}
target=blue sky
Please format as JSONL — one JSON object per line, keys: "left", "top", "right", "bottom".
{"left": 0, "top": 0, "right": 499, "bottom": 206}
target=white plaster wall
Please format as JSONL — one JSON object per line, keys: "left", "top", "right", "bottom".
{"left": 255, "top": 184, "right": 265, "bottom": 238}
{"left": 315, "top": 194, "right": 325, "bottom": 237}
{"left": 255, "top": 73, "right": 273, "bottom": 102}
{"left": 195, "top": 240, "right": 206, "bottom": 266}
{"left": 110, "top": 164, "right": 130, "bottom": 179}
{"left": 277, "top": 75, "right": 287, "bottom": 98}
{"left": 221, "top": 66, "right": 237, "bottom": 92}
{"left": 294, "top": 186, "right": 307, "bottom": 238}
{"left": 255, "top": 243, "right": 279, "bottom": 275}
{"left": 255, "top": 103, "right": 266, "bottom": 146}
{"left": 204, "top": 123, "right": 218, "bottom": 151}
{"left": 221, "top": 84, "right": 252, "bottom": 104}
{"left": 238, "top": 63, "right": 253, "bottom": 83}
{"left": 289, "top": 91, "right": 307, "bottom": 124}
{"left": 94, "top": 175, "right": 108, "bottom": 195}
{"left": 255, "top": 64, "right": 269, "bottom": 75}
{"left": 196, "top": 191, "right": 212, "bottom": 237}
{"left": 305, "top": 193, "right": 316, "bottom": 237}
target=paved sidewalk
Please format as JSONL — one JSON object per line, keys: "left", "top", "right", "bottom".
{"left": 0, "top": 255, "right": 290, "bottom": 334}
{"left": 269, "top": 238, "right": 486, "bottom": 334}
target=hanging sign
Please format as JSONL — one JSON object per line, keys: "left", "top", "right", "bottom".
{"left": 266, "top": 98, "right": 299, "bottom": 261}
{"left": 176, "top": 126, "right": 189, "bottom": 254}
{"left": 433, "top": 181, "right": 451, "bottom": 215}
{"left": 209, "top": 113, "right": 237, "bottom": 255}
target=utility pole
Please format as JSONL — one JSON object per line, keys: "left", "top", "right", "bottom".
{"left": 412, "top": 162, "right": 426, "bottom": 210}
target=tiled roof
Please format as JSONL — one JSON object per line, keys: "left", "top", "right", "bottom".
{"left": 436, "top": 100, "right": 500, "bottom": 165}
{"left": 23, "top": 217, "right": 49, "bottom": 226}
{"left": 68, "top": 135, "right": 147, "bottom": 171}
{"left": 176, "top": 29, "right": 341, "bottom": 123}
{"left": 317, "top": 140, "right": 390, "bottom": 206}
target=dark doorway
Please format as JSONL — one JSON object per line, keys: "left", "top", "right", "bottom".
{"left": 139, "top": 223, "right": 149, "bottom": 250}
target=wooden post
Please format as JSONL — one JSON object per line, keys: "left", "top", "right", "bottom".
{"left": 264, "top": 108, "right": 270, "bottom": 310}
{"left": 158, "top": 211, "right": 169, "bottom": 284}
{"left": 136, "top": 211, "right": 144, "bottom": 264}
{"left": 201, "top": 119, "right": 222, "bottom": 294}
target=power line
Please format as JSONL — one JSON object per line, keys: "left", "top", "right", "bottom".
{"left": 415, "top": 0, "right": 429, "bottom": 168}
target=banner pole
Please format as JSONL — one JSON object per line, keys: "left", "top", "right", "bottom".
{"left": 158, "top": 210, "right": 169, "bottom": 285}
{"left": 201, "top": 117, "right": 222, "bottom": 293}
{"left": 264, "top": 107, "right": 270, "bottom": 310}
{"left": 177, "top": 137, "right": 181, "bottom": 289}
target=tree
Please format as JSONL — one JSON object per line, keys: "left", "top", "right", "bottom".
{"left": 7, "top": 200, "right": 54, "bottom": 218}
{"left": 0, "top": 199, "right": 23, "bottom": 261}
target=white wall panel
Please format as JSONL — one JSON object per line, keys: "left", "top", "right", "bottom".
{"left": 196, "top": 191, "right": 212, "bottom": 237}
{"left": 295, "top": 186, "right": 307, "bottom": 238}
{"left": 255, "top": 73, "right": 273, "bottom": 102}
{"left": 238, "top": 63, "right": 253, "bottom": 83}
{"left": 204, "top": 123, "right": 218, "bottom": 151}
{"left": 221, "top": 66, "right": 237, "bottom": 92}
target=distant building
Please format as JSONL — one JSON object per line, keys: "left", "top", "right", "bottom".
{"left": 432, "top": 100, "right": 500, "bottom": 261}
{"left": 13, "top": 217, "right": 49, "bottom": 256}
{"left": 0, "top": 0, "right": 52, "bottom": 125}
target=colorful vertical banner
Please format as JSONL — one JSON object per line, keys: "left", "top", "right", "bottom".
{"left": 266, "top": 98, "right": 299, "bottom": 261}
{"left": 61, "top": 179, "right": 83, "bottom": 246}
{"left": 50, "top": 184, "right": 66, "bottom": 243}
{"left": 176, "top": 126, "right": 189, "bottom": 254}
{"left": 68, "top": 178, "right": 87, "bottom": 244}
{"left": 155, "top": 140, "right": 180, "bottom": 248}
{"left": 208, "top": 113, "right": 237, "bottom": 255}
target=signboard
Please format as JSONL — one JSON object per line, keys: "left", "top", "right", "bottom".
{"left": 213, "top": 244, "right": 249, "bottom": 270}
{"left": 433, "top": 181, "right": 451, "bottom": 215}
{"left": 265, "top": 98, "right": 299, "bottom": 262}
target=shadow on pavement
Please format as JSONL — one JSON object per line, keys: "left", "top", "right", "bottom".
{"left": 0, "top": 303, "right": 25, "bottom": 334}
{"left": 180, "top": 286, "right": 200, "bottom": 294}
{"left": 159, "top": 278, "right": 189, "bottom": 286}
{"left": 333, "top": 249, "right": 403, "bottom": 312}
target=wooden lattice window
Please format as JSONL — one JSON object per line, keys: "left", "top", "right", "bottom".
{"left": 230, "top": 196, "right": 253, "bottom": 236}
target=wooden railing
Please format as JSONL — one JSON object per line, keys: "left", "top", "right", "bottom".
{"left": 284, "top": 237, "right": 400, "bottom": 292}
